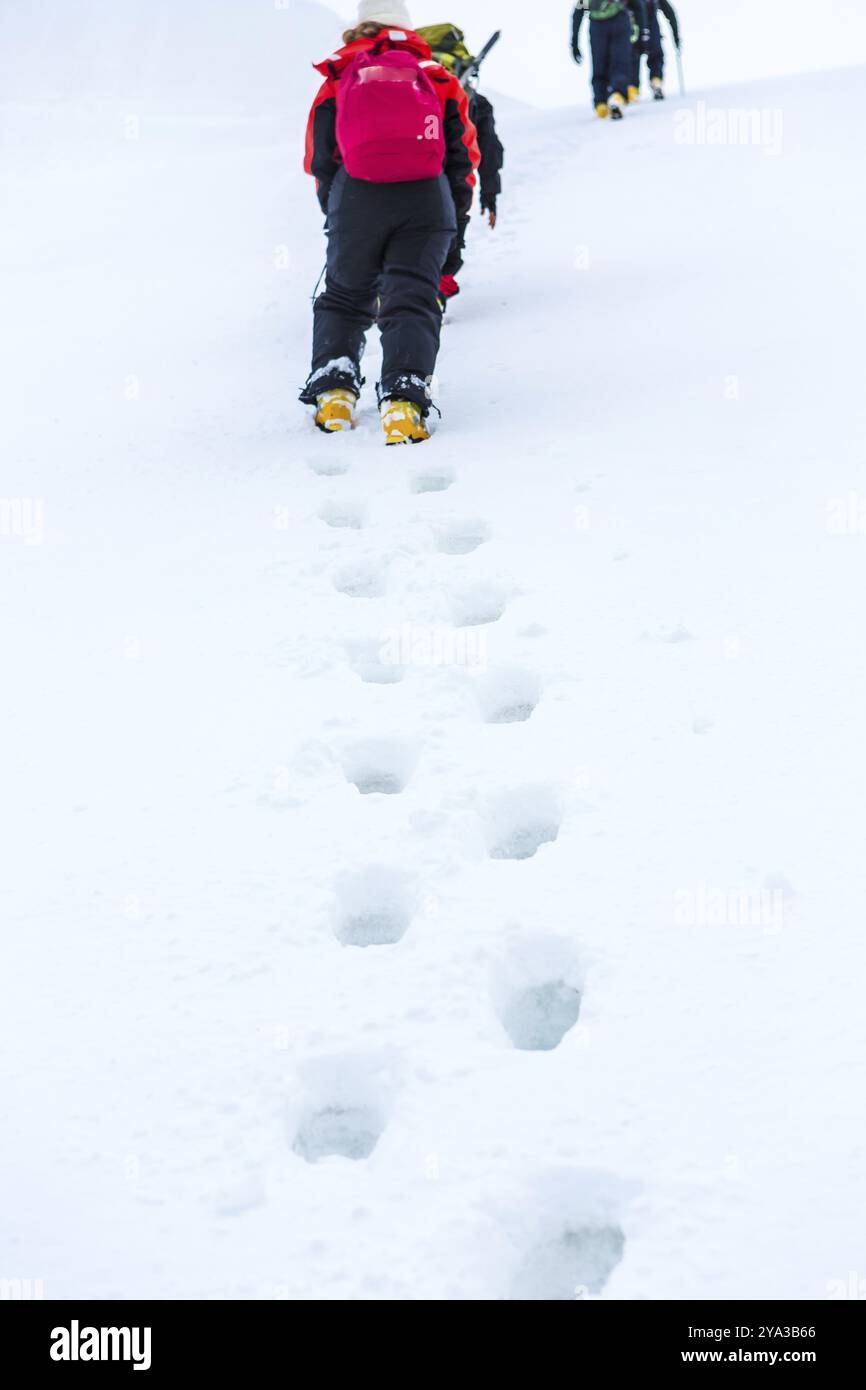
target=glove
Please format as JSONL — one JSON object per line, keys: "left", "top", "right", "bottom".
{"left": 572, "top": 48, "right": 583, "bottom": 65}
{"left": 480, "top": 195, "right": 497, "bottom": 228}
{"left": 438, "top": 274, "right": 460, "bottom": 300}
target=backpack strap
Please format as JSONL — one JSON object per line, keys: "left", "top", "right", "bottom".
{"left": 370, "top": 28, "right": 412, "bottom": 55}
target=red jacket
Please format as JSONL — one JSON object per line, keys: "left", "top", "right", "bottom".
{"left": 304, "top": 29, "right": 480, "bottom": 216}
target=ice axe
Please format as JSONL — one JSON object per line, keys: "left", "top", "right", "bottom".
{"left": 459, "top": 30, "right": 501, "bottom": 89}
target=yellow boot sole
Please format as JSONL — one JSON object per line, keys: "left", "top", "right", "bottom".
{"left": 381, "top": 400, "right": 430, "bottom": 446}
{"left": 315, "top": 389, "right": 357, "bottom": 433}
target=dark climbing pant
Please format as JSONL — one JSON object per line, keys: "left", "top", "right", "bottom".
{"left": 589, "top": 10, "right": 633, "bottom": 107}
{"left": 631, "top": 1, "right": 665, "bottom": 87}
{"left": 300, "top": 169, "right": 457, "bottom": 413}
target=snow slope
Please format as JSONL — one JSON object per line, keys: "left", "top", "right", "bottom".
{"left": 2, "top": 1, "right": 866, "bottom": 1300}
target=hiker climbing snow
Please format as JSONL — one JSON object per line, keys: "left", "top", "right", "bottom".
{"left": 299, "top": 3, "right": 480, "bottom": 444}
{"left": 630, "top": 0, "right": 680, "bottom": 101}
{"left": 416, "top": 23, "right": 504, "bottom": 307}
{"left": 571, "top": 1, "right": 650, "bottom": 120}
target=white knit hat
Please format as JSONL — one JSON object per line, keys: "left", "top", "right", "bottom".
{"left": 355, "top": 1, "right": 413, "bottom": 27}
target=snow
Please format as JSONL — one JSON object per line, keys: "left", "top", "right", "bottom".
{"left": 2, "top": 0, "right": 866, "bottom": 1301}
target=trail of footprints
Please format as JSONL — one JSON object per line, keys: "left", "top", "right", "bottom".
{"left": 293, "top": 450, "right": 624, "bottom": 1298}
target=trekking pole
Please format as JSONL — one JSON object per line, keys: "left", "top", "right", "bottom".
{"left": 311, "top": 262, "right": 326, "bottom": 302}
{"left": 675, "top": 41, "right": 685, "bottom": 96}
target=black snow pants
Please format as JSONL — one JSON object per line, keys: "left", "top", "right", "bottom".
{"left": 300, "top": 168, "right": 457, "bottom": 415}
{"left": 631, "top": 0, "right": 664, "bottom": 86}
{"left": 589, "top": 11, "right": 633, "bottom": 107}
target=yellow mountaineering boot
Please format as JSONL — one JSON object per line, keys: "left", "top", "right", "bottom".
{"left": 608, "top": 91, "right": 625, "bottom": 120}
{"left": 381, "top": 399, "right": 430, "bottom": 446}
{"left": 314, "top": 388, "right": 357, "bottom": 433}
{"left": 651, "top": 76, "right": 664, "bottom": 100}
{"left": 627, "top": 84, "right": 640, "bottom": 103}
{"left": 595, "top": 101, "right": 609, "bottom": 119}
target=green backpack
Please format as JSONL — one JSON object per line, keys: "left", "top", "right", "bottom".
{"left": 587, "top": 1, "right": 627, "bottom": 19}
{"left": 416, "top": 23, "right": 474, "bottom": 76}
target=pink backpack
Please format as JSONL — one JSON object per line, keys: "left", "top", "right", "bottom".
{"left": 336, "top": 48, "right": 446, "bottom": 183}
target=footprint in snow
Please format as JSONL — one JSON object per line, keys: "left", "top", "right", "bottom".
{"left": 501, "top": 981, "right": 582, "bottom": 1052}
{"left": 318, "top": 497, "right": 365, "bottom": 530}
{"left": 510, "top": 1225, "right": 625, "bottom": 1301}
{"left": 492, "top": 931, "right": 585, "bottom": 1050}
{"left": 476, "top": 667, "right": 541, "bottom": 724}
{"left": 306, "top": 450, "right": 351, "bottom": 479}
{"left": 293, "top": 1105, "right": 383, "bottom": 1163}
{"left": 498, "top": 1168, "right": 631, "bottom": 1301}
{"left": 332, "top": 865, "right": 415, "bottom": 947}
{"left": 345, "top": 637, "right": 405, "bottom": 685}
{"left": 290, "top": 1053, "right": 395, "bottom": 1163}
{"left": 409, "top": 464, "right": 455, "bottom": 494}
{"left": 340, "top": 737, "right": 417, "bottom": 795}
{"left": 450, "top": 580, "right": 508, "bottom": 628}
{"left": 333, "top": 558, "right": 387, "bottom": 598}
{"left": 486, "top": 786, "right": 561, "bottom": 861}
{"left": 433, "top": 517, "right": 490, "bottom": 555}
